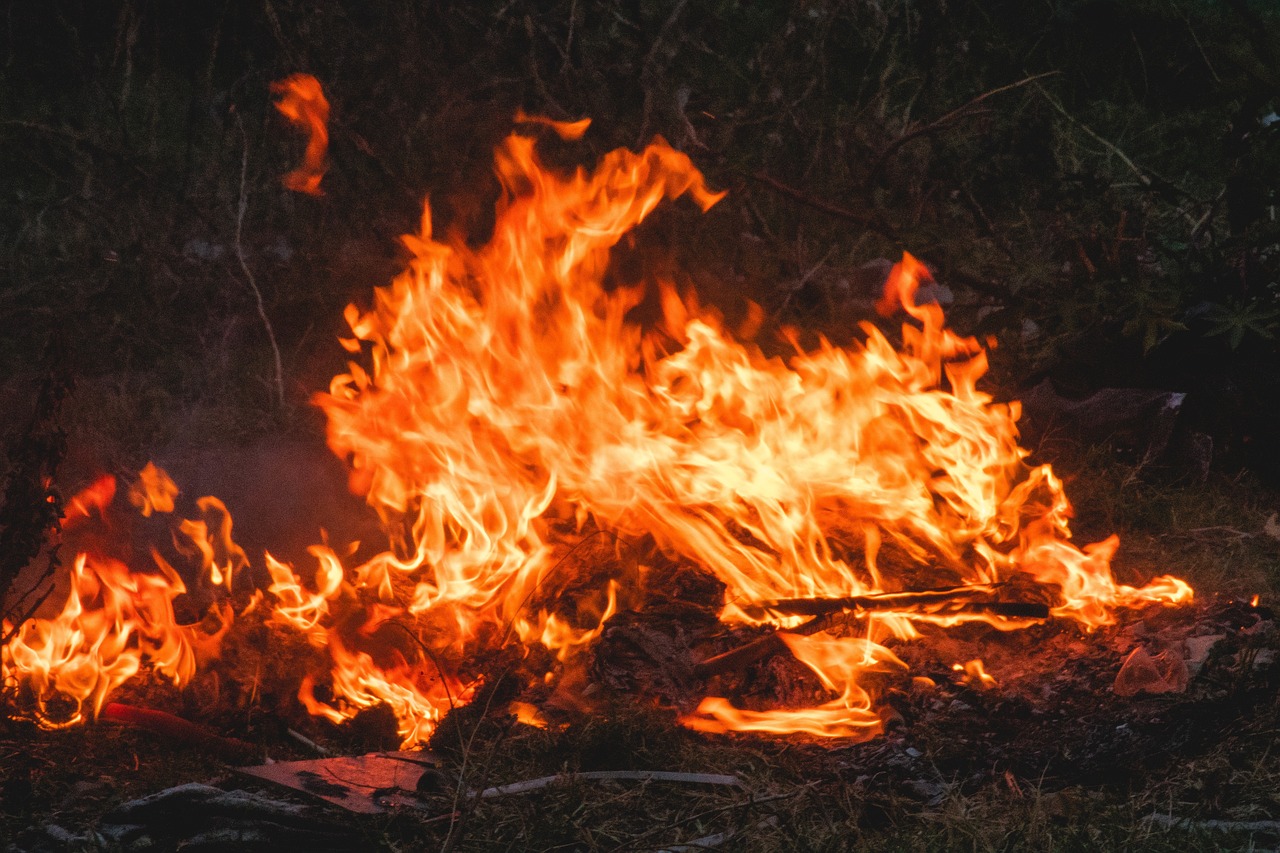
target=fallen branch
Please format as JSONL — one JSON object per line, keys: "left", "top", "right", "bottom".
{"left": 869, "top": 72, "right": 1058, "bottom": 176}
{"left": 1144, "top": 812, "right": 1280, "bottom": 838}
{"left": 696, "top": 587, "right": 1049, "bottom": 678}
{"left": 474, "top": 770, "right": 744, "bottom": 799}
{"left": 741, "top": 584, "right": 1050, "bottom": 621}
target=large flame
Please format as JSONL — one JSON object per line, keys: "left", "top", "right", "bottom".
{"left": 308, "top": 118, "right": 1188, "bottom": 737}
{"left": 2, "top": 114, "right": 1191, "bottom": 744}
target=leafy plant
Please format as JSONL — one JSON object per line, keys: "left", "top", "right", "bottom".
{"left": 1202, "top": 297, "right": 1280, "bottom": 349}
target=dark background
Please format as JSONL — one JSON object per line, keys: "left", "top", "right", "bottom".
{"left": 2, "top": 0, "right": 1279, "bottom": 481}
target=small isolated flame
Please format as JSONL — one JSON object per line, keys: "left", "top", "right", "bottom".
{"left": 271, "top": 73, "right": 330, "bottom": 195}
{"left": 2, "top": 110, "right": 1194, "bottom": 744}
{"left": 953, "top": 659, "right": 997, "bottom": 690}
{"left": 685, "top": 634, "right": 906, "bottom": 738}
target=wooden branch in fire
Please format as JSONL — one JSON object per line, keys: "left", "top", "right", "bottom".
{"left": 749, "top": 589, "right": 1051, "bottom": 620}
{"left": 696, "top": 585, "right": 1050, "bottom": 678}
{"left": 693, "top": 614, "right": 835, "bottom": 678}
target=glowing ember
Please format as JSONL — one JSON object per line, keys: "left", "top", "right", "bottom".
{"left": 2, "top": 108, "right": 1194, "bottom": 745}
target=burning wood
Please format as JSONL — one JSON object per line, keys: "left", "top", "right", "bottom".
{"left": 693, "top": 615, "right": 834, "bottom": 678}
{"left": 696, "top": 586, "right": 1050, "bottom": 677}
{"left": 741, "top": 585, "right": 1052, "bottom": 621}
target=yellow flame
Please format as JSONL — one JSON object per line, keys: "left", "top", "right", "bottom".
{"left": 3, "top": 466, "right": 237, "bottom": 729}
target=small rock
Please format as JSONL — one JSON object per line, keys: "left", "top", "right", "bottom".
{"left": 1184, "top": 634, "right": 1225, "bottom": 676}
{"left": 903, "top": 779, "right": 946, "bottom": 804}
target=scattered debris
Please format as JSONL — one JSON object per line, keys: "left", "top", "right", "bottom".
{"left": 238, "top": 751, "right": 438, "bottom": 814}
{"left": 1112, "top": 646, "right": 1188, "bottom": 696}
{"left": 21, "top": 783, "right": 367, "bottom": 852}
{"left": 1184, "top": 633, "right": 1225, "bottom": 676}
{"left": 658, "top": 815, "right": 780, "bottom": 853}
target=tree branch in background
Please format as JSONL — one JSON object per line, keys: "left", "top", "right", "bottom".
{"left": 1031, "top": 78, "right": 1209, "bottom": 227}
{"left": 869, "top": 72, "right": 1059, "bottom": 178}
{"left": 234, "top": 115, "right": 286, "bottom": 411}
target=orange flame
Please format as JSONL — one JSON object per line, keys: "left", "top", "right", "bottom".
{"left": 64, "top": 475, "right": 115, "bottom": 530}
{"left": 684, "top": 634, "right": 906, "bottom": 737}
{"left": 128, "top": 461, "right": 177, "bottom": 517}
{"left": 271, "top": 73, "right": 330, "bottom": 195}
{"left": 954, "top": 659, "right": 997, "bottom": 689}
{"left": 2, "top": 467, "right": 234, "bottom": 729}
{"left": 1, "top": 551, "right": 218, "bottom": 729}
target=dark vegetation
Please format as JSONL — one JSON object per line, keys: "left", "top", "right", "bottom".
{"left": 2, "top": 1, "right": 1280, "bottom": 850}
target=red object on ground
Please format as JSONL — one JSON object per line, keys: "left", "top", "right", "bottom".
{"left": 102, "top": 702, "right": 259, "bottom": 762}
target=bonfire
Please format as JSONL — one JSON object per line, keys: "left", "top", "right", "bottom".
{"left": 2, "top": 82, "right": 1193, "bottom": 749}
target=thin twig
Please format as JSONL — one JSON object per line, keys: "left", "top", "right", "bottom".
{"left": 744, "top": 168, "right": 906, "bottom": 247}
{"left": 560, "top": 0, "right": 577, "bottom": 75}
{"left": 1035, "top": 82, "right": 1151, "bottom": 187}
{"left": 441, "top": 666, "right": 520, "bottom": 853}
{"left": 693, "top": 613, "right": 832, "bottom": 678}
{"left": 285, "top": 728, "right": 330, "bottom": 756}
{"left": 233, "top": 115, "right": 286, "bottom": 410}
{"left": 0, "top": 119, "right": 155, "bottom": 181}
{"left": 636, "top": 0, "right": 692, "bottom": 145}
{"left": 0, "top": 565, "right": 59, "bottom": 649}
{"left": 1032, "top": 79, "right": 1203, "bottom": 218}
{"left": 870, "top": 72, "right": 1058, "bottom": 176}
